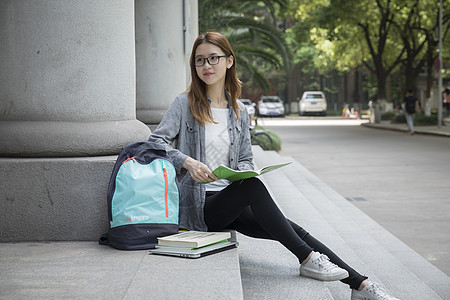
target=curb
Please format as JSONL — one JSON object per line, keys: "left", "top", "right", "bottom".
{"left": 362, "top": 122, "right": 450, "bottom": 137}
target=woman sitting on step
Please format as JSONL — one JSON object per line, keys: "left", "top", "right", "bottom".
{"left": 149, "top": 31, "right": 399, "bottom": 300}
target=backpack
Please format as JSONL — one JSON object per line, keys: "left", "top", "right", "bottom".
{"left": 405, "top": 96, "right": 416, "bottom": 113}
{"left": 100, "top": 141, "right": 179, "bottom": 250}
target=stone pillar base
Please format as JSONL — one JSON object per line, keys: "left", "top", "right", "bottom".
{"left": 0, "top": 157, "right": 116, "bottom": 241}
{"left": 0, "top": 120, "right": 150, "bottom": 157}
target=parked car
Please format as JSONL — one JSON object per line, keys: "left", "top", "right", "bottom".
{"left": 298, "top": 91, "right": 327, "bottom": 116}
{"left": 257, "top": 96, "right": 285, "bottom": 117}
{"left": 239, "top": 99, "right": 256, "bottom": 117}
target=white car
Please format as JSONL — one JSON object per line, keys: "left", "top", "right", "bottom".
{"left": 239, "top": 99, "right": 256, "bottom": 117}
{"left": 257, "top": 96, "right": 285, "bottom": 117}
{"left": 298, "top": 91, "right": 327, "bottom": 116}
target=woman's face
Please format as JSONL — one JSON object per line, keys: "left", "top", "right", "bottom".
{"left": 194, "top": 42, "right": 233, "bottom": 88}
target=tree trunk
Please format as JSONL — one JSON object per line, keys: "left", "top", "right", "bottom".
{"left": 285, "top": 65, "right": 301, "bottom": 113}
{"left": 376, "top": 70, "right": 387, "bottom": 100}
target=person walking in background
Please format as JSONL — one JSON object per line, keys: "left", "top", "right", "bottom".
{"left": 443, "top": 88, "right": 450, "bottom": 118}
{"left": 403, "top": 89, "right": 421, "bottom": 135}
{"left": 149, "top": 31, "right": 400, "bottom": 300}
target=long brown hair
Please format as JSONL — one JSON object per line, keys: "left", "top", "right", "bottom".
{"left": 188, "top": 32, "right": 241, "bottom": 126}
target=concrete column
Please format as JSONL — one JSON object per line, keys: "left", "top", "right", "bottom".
{"left": 0, "top": 0, "right": 151, "bottom": 242}
{"left": 0, "top": 0, "right": 150, "bottom": 157}
{"left": 135, "top": 0, "right": 198, "bottom": 124}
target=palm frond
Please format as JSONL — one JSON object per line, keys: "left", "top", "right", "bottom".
{"left": 198, "top": 0, "right": 290, "bottom": 93}
{"left": 238, "top": 57, "right": 271, "bottom": 93}
{"left": 220, "top": 16, "right": 291, "bottom": 71}
{"left": 233, "top": 45, "right": 282, "bottom": 69}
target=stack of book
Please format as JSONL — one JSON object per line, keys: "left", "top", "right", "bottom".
{"left": 157, "top": 231, "right": 231, "bottom": 249}
{"left": 149, "top": 231, "right": 237, "bottom": 258}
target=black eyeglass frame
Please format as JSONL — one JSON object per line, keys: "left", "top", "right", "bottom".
{"left": 193, "top": 55, "right": 230, "bottom": 67}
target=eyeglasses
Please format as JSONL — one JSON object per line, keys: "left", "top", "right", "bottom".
{"left": 194, "top": 55, "right": 229, "bottom": 67}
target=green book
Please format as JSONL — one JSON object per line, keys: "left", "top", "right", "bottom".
{"left": 200, "top": 162, "right": 291, "bottom": 183}
{"left": 157, "top": 231, "right": 231, "bottom": 248}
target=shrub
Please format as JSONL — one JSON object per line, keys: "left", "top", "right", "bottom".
{"left": 381, "top": 111, "right": 395, "bottom": 120}
{"left": 326, "top": 110, "right": 341, "bottom": 116}
{"left": 391, "top": 114, "right": 406, "bottom": 123}
{"left": 251, "top": 126, "right": 281, "bottom": 151}
{"left": 391, "top": 113, "right": 439, "bottom": 125}
{"left": 415, "top": 114, "right": 438, "bottom": 125}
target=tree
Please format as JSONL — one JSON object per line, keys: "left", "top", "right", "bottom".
{"left": 393, "top": 0, "right": 450, "bottom": 98}
{"left": 316, "top": 0, "right": 406, "bottom": 102}
{"left": 421, "top": 2, "right": 450, "bottom": 99}
{"left": 198, "top": 0, "right": 450, "bottom": 111}
{"left": 283, "top": 0, "right": 371, "bottom": 108}
{"left": 286, "top": 0, "right": 450, "bottom": 106}
{"left": 198, "top": 0, "right": 290, "bottom": 94}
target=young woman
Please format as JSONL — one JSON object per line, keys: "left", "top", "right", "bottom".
{"left": 149, "top": 32, "right": 399, "bottom": 300}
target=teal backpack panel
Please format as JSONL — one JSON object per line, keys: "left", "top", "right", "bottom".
{"left": 111, "top": 158, "right": 179, "bottom": 228}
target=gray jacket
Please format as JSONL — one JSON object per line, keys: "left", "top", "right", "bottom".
{"left": 149, "top": 92, "right": 254, "bottom": 231}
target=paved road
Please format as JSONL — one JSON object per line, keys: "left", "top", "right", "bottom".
{"left": 259, "top": 117, "right": 450, "bottom": 276}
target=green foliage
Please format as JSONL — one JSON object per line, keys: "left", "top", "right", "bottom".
{"left": 265, "top": 129, "right": 281, "bottom": 151}
{"left": 381, "top": 111, "right": 396, "bottom": 120}
{"left": 199, "top": 0, "right": 450, "bottom": 103}
{"left": 391, "top": 113, "right": 438, "bottom": 125}
{"left": 198, "top": 0, "right": 290, "bottom": 93}
{"left": 284, "top": 0, "right": 450, "bottom": 100}
{"left": 326, "top": 110, "right": 342, "bottom": 116}
{"left": 251, "top": 126, "right": 281, "bottom": 151}
{"left": 392, "top": 114, "right": 406, "bottom": 123}
{"left": 415, "top": 114, "right": 438, "bottom": 126}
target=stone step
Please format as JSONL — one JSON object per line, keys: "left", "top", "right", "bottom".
{"left": 241, "top": 147, "right": 358, "bottom": 299}
{"left": 243, "top": 147, "right": 448, "bottom": 299}
{"left": 282, "top": 157, "right": 450, "bottom": 300}
{"left": 238, "top": 148, "right": 339, "bottom": 299}
{"left": 0, "top": 239, "right": 243, "bottom": 300}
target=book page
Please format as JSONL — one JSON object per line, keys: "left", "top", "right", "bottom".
{"left": 199, "top": 161, "right": 291, "bottom": 183}
{"left": 258, "top": 162, "right": 292, "bottom": 175}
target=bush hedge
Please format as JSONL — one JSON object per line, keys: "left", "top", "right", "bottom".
{"left": 251, "top": 126, "right": 281, "bottom": 151}
{"left": 381, "top": 111, "right": 396, "bottom": 120}
{"left": 391, "top": 113, "right": 438, "bottom": 125}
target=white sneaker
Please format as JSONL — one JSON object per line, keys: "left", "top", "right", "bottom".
{"left": 351, "top": 281, "right": 400, "bottom": 300}
{"left": 300, "top": 252, "right": 349, "bottom": 281}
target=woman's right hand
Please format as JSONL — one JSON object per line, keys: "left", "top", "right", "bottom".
{"left": 182, "top": 157, "right": 218, "bottom": 183}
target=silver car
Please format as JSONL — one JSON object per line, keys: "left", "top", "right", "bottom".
{"left": 239, "top": 99, "right": 256, "bottom": 117}
{"left": 257, "top": 96, "right": 285, "bottom": 117}
{"left": 298, "top": 91, "right": 327, "bottom": 116}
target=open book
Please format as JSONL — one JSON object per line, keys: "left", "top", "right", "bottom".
{"left": 200, "top": 161, "right": 291, "bottom": 183}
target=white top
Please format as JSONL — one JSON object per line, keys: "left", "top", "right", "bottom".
{"left": 204, "top": 108, "right": 230, "bottom": 191}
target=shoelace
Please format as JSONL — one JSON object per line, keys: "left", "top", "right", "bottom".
{"left": 365, "top": 282, "right": 392, "bottom": 300}
{"left": 314, "top": 254, "right": 339, "bottom": 271}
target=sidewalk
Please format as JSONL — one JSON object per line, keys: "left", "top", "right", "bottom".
{"left": 362, "top": 118, "right": 450, "bottom": 137}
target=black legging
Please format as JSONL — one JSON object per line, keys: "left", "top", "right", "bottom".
{"left": 204, "top": 177, "right": 367, "bottom": 290}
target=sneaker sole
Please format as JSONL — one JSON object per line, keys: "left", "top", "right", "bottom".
{"left": 300, "top": 269, "right": 349, "bottom": 282}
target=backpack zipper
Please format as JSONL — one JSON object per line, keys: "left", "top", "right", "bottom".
{"left": 163, "top": 168, "right": 169, "bottom": 218}
{"left": 122, "top": 157, "right": 137, "bottom": 164}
